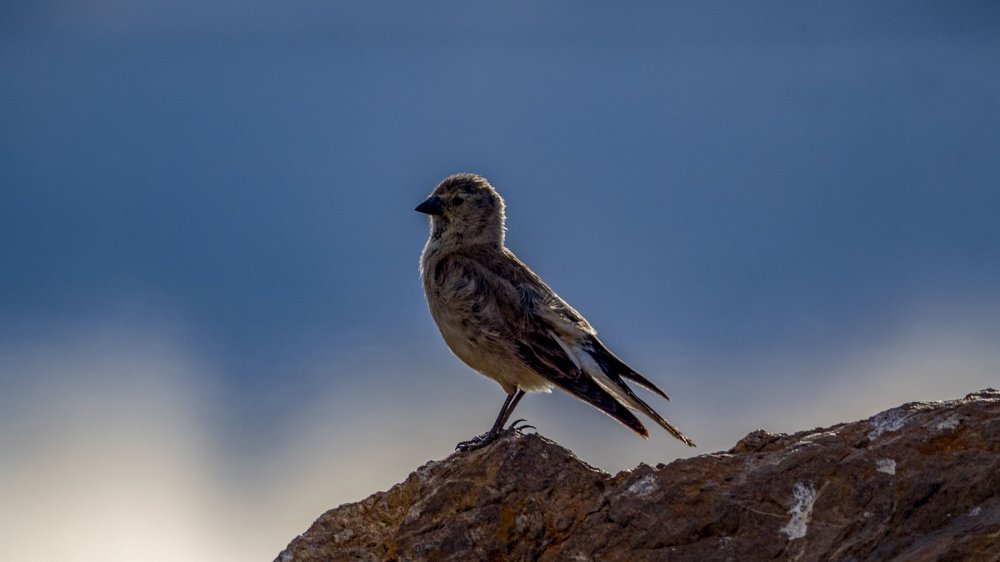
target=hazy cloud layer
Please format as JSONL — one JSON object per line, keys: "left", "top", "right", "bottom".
{"left": 0, "top": 297, "right": 995, "bottom": 560}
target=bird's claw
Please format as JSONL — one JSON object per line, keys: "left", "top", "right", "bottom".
{"left": 506, "top": 419, "right": 536, "bottom": 433}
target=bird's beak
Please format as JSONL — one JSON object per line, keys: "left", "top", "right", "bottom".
{"left": 415, "top": 195, "right": 445, "bottom": 215}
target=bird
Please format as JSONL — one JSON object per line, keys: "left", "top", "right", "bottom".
{"left": 416, "top": 173, "right": 695, "bottom": 451}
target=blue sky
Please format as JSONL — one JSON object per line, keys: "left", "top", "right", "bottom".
{"left": 2, "top": 2, "right": 999, "bottom": 559}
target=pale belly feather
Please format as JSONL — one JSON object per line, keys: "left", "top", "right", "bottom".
{"left": 433, "top": 308, "right": 553, "bottom": 394}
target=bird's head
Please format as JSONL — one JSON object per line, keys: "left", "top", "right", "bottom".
{"left": 416, "top": 173, "right": 506, "bottom": 246}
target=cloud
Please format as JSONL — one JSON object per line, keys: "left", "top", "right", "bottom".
{"left": 0, "top": 313, "right": 497, "bottom": 561}
{"left": 0, "top": 295, "right": 996, "bottom": 560}
{"left": 0, "top": 318, "right": 241, "bottom": 561}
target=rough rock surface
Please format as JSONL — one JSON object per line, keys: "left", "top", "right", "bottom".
{"left": 276, "top": 390, "right": 1000, "bottom": 561}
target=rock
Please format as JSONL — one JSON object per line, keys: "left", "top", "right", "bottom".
{"left": 276, "top": 390, "right": 1000, "bottom": 561}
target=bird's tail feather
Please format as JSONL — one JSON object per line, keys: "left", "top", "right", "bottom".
{"left": 633, "top": 395, "right": 696, "bottom": 447}
{"left": 600, "top": 403, "right": 650, "bottom": 439}
{"left": 583, "top": 341, "right": 696, "bottom": 447}
{"left": 586, "top": 336, "right": 671, "bottom": 401}
{"left": 591, "top": 370, "right": 696, "bottom": 446}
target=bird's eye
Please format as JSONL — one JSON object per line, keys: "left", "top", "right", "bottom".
{"left": 452, "top": 196, "right": 465, "bottom": 206}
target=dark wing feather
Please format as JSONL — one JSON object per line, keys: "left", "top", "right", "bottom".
{"left": 585, "top": 335, "right": 671, "bottom": 401}
{"left": 515, "top": 331, "right": 650, "bottom": 438}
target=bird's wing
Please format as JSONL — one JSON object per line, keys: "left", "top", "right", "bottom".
{"left": 497, "top": 249, "right": 673, "bottom": 401}
{"left": 514, "top": 326, "right": 651, "bottom": 438}
{"left": 489, "top": 248, "right": 695, "bottom": 447}
{"left": 538, "top": 316, "right": 693, "bottom": 446}
{"left": 447, "top": 249, "right": 651, "bottom": 437}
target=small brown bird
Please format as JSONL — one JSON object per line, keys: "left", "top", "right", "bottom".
{"left": 416, "top": 173, "right": 695, "bottom": 451}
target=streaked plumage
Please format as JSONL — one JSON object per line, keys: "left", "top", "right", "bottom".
{"left": 416, "top": 173, "right": 695, "bottom": 450}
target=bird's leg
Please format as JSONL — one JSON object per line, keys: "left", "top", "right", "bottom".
{"left": 456, "top": 390, "right": 526, "bottom": 451}
{"left": 499, "top": 393, "right": 535, "bottom": 432}
{"left": 498, "top": 389, "right": 525, "bottom": 433}
{"left": 497, "top": 390, "right": 532, "bottom": 432}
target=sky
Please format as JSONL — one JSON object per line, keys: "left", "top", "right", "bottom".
{"left": 2, "top": 1, "right": 999, "bottom": 560}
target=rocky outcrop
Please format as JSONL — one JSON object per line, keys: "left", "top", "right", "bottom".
{"left": 276, "top": 390, "right": 1000, "bottom": 561}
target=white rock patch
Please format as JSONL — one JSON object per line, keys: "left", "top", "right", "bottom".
{"left": 780, "top": 482, "right": 818, "bottom": 540}
{"left": 876, "top": 458, "right": 896, "bottom": 475}
{"left": 936, "top": 414, "right": 961, "bottom": 430}
{"left": 868, "top": 408, "right": 910, "bottom": 440}
{"left": 626, "top": 473, "right": 658, "bottom": 498}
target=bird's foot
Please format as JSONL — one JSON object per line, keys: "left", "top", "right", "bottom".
{"left": 455, "top": 430, "right": 500, "bottom": 452}
{"left": 455, "top": 420, "right": 537, "bottom": 452}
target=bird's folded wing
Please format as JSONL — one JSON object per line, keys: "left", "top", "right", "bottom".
{"left": 499, "top": 250, "right": 674, "bottom": 404}
{"left": 448, "top": 251, "right": 651, "bottom": 437}
{"left": 514, "top": 329, "right": 650, "bottom": 438}
{"left": 446, "top": 249, "right": 696, "bottom": 446}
